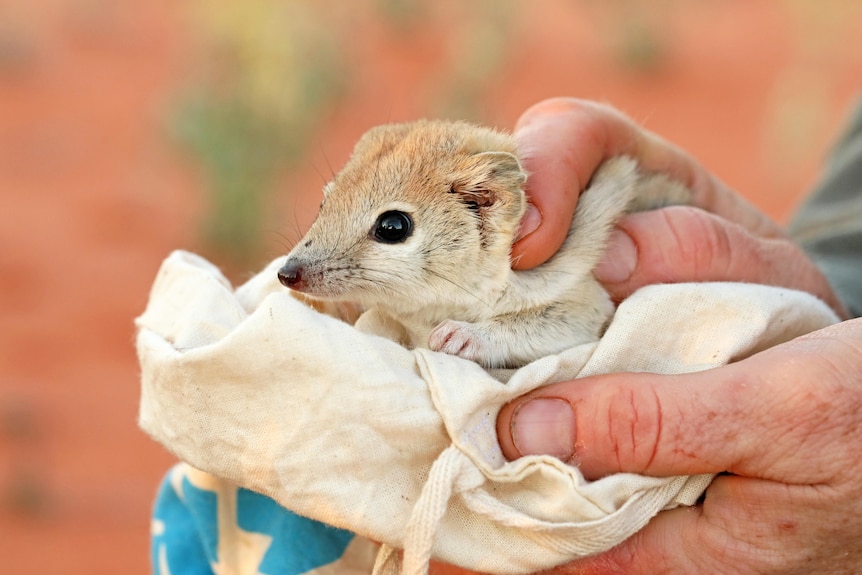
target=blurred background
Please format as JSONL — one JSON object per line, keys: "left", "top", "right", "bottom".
{"left": 1, "top": 0, "right": 860, "bottom": 572}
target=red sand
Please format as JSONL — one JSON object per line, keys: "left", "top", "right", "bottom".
{"left": 0, "top": 1, "right": 860, "bottom": 573}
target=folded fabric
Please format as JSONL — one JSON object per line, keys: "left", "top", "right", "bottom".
{"left": 137, "top": 250, "right": 838, "bottom": 574}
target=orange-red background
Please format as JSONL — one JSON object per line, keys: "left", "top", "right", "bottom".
{"left": 1, "top": 1, "right": 860, "bottom": 573}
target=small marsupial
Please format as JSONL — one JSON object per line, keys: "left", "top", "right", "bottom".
{"left": 278, "top": 120, "right": 689, "bottom": 368}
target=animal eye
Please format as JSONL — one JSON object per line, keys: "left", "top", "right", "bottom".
{"left": 373, "top": 211, "right": 413, "bottom": 243}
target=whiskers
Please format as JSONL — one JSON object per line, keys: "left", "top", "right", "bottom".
{"left": 318, "top": 260, "right": 493, "bottom": 312}
{"left": 265, "top": 229, "right": 302, "bottom": 260}
{"left": 265, "top": 174, "right": 322, "bottom": 258}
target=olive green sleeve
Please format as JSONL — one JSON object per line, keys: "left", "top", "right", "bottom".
{"left": 789, "top": 99, "right": 862, "bottom": 318}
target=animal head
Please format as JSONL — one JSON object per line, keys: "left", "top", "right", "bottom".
{"left": 278, "top": 120, "right": 527, "bottom": 310}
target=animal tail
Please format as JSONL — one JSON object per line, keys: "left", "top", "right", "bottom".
{"left": 544, "top": 155, "right": 691, "bottom": 276}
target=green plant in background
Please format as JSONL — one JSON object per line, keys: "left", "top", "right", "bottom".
{"left": 579, "top": 0, "right": 670, "bottom": 73}
{"left": 174, "top": 0, "right": 345, "bottom": 266}
{"left": 434, "top": 0, "right": 516, "bottom": 122}
{"left": 375, "top": 0, "right": 428, "bottom": 31}
{"left": 1, "top": 397, "right": 49, "bottom": 517}
{"left": 376, "top": 0, "right": 516, "bottom": 123}
{"left": 617, "top": 15, "right": 664, "bottom": 72}
{"left": 175, "top": 0, "right": 519, "bottom": 266}
{"left": 763, "top": 0, "right": 862, "bottom": 183}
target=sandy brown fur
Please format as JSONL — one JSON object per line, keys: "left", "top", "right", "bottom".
{"left": 279, "top": 120, "right": 690, "bottom": 368}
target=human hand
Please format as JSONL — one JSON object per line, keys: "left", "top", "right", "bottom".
{"left": 510, "top": 97, "right": 847, "bottom": 319}
{"left": 431, "top": 98, "right": 857, "bottom": 575}
{"left": 492, "top": 318, "right": 862, "bottom": 574}
{"left": 479, "top": 98, "right": 861, "bottom": 574}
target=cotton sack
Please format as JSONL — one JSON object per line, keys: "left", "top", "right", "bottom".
{"left": 137, "top": 250, "right": 838, "bottom": 574}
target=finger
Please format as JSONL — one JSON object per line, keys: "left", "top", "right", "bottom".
{"left": 594, "top": 206, "right": 848, "bottom": 318}
{"left": 497, "top": 319, "right": 862, "bottom": 482}
{"left": 546, "top": 476, "right": 810, "bottom": 575}
{"left": 511, "top": 98, "right": 782, "bottom": 270}
{"left": 546, "top": 469, "right": 848, "bottom": 575}
{"left": 541, "top": 505, "right": 705, "bottom": 575}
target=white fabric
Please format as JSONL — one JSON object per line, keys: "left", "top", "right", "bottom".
{"left": 137, "top": 250, "right": 839, "bottom": 574}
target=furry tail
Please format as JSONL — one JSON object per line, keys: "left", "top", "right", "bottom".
{"left": 553, "top": 155, "right": 691, "bottom": 274}
{"left": 510, "top": 155, "right": 691, "bottom": 304}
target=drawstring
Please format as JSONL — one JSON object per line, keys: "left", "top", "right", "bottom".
{"left": 372, "top": 445, "right": 482, "bottom": 575}
{"left": 372, "top": 544, "right": 401, "bottom": 575}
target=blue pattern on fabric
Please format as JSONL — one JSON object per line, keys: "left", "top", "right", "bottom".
{"left": 180, "top": 476, "right": 221, "bottom": 564}
{"left": 150, "top": 467, "right": 356, "bottom": 575}
{"left": 151, "top": 473, "right": 214, "bottom": 575}
{"left": 236, "top": 488, "right": 355, "bottom": 574}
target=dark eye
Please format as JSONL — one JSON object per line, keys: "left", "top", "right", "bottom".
{"left": 373, "top": 211, "right": 413, "bottom": 243}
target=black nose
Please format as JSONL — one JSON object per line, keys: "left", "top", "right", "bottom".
{"left": 277, "top": 262, "right": 305, "bottom": 289}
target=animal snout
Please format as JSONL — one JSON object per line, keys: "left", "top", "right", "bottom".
{"left": 277, "top": 261, "right": 306, "bottom": 290}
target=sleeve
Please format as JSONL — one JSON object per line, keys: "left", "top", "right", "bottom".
{"left": 789, "top": 96, "right": 862, "bottom": 318}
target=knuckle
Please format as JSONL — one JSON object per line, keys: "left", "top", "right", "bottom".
{"left": 519, "top": 98, "right": 624, "bottom": 147}
{"left": 525, "top": 96, "right": 596, "bottom": 117}
{"left": 655, "top": 206, "right": 741, "bottom": 280}
{"left": 602, "top": 382, "right": 665, "bottom": 473}
{"left": 519, "top": 97, "right": 583, "bottom": 124}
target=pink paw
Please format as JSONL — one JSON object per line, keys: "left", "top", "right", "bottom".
{"left": 428, "top": 320, "right": 486, "bottom": 362}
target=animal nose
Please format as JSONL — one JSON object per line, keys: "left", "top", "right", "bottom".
{"left": 277, "top": 262, "right": 305, "bottom": 289}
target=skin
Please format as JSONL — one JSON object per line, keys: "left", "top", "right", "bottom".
{"left": 509, "top": 98, "right": 846, "bottom": 318}
{"left": 431, "top": 98, "right": 862, "bottom": 574}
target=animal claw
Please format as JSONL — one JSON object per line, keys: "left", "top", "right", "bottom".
{"left": 428, "top": 320, "right": 486, "bottom": 363}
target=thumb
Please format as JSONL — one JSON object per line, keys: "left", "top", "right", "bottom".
{"left": 498, "top": 370, "right": 737, "bottom": 481}
{"left": 496, "top": 322, "right": 860, "bottom": 482}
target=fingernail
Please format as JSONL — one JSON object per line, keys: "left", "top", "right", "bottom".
{"left": 511, "top": 398, "right": 576, "bottom": 459}
{"left": 515, "top": 203, "right": 541, "bottom": 241}
{"left": 594, "top": 228, "right": 637, "bottom": 284}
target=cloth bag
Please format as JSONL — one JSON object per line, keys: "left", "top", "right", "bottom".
{"left": 137, "top": 250, "right": 838, "bottom": 574}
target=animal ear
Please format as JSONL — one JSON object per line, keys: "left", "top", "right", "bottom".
{"left": 450, "top": 151, "right": 526, "bottom": 213}
{"left": 349, "top": 122, "right": 414, "bottom": 162}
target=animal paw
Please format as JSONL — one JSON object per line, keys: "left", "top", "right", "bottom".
{"left": 428, "top": 320, "right": 488, "bottom": 363}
